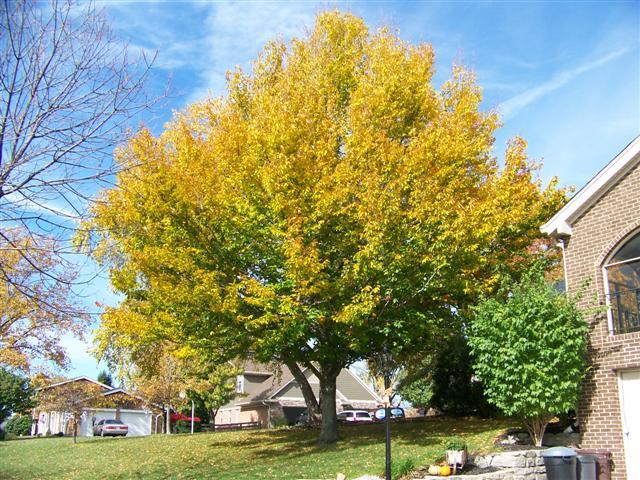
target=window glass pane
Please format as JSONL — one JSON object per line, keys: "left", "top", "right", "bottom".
{"left": 611, "top": 231, "right": 640, "bottom": 263}
{"left": 607, "top": 258, "right": 640, "bottom": 334}
{"left": 607, "top": 259, "right": 640, "bottom": 292}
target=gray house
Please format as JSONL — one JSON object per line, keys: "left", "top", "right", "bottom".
{"left": 216, "top": 361, "right": 381, "bottom": 427}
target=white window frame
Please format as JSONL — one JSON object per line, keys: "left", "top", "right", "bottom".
{"left": 603, "top": 265, "right": 615, "bottom": 336}
{"left": 236, "top": 375, "right": 244, "bottom": 393}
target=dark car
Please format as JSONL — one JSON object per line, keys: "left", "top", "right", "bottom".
{"left": 93, "top": 419, "right": 128, "bottom": 437}
{"left": 373, "top": 407, "right": 405, "bottom": 421}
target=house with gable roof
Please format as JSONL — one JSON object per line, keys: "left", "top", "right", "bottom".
{"left": 216, "top": 360, "right": 381, "bottom": 427}
{"left": 31, "top": 376, "right": 164, "bottom": 437}
{"left": 542, "top": 135, "right": 640, "bottom": 480}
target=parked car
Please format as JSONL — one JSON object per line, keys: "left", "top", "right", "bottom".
{"left": 337, "top": 410, "right": 373, "bottom": 423}
{"left": 93, "top": 419, "right": 128, "bottom": 437}
{"left": 373, "top": 407, "right": 405, "bottom": 421}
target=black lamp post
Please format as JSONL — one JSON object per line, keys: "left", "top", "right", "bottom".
{"left": 376, "top": 342, "right": 394, "bottom": 480}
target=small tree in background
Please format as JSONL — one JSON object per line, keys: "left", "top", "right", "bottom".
{"left": 97, "top": 370, "right": 114, "bottom": 388}
{"left": 128, "top": 347, "right": 190, "bottom": 435}
{"left": 0, "top": 368, "right": 33, "bottom": 423}
{"left": 468, "top": 263, "right": 588, "bottom": 446}
{"left": 184, "top": 360, "right": 242, "bottom": 425}
{"left": 397, "top": 375, "right": 433, "bottom": 410}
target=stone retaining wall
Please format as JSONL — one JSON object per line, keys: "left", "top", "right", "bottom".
{"left": 416, "top": 450, "right": 547, "bottom": 480}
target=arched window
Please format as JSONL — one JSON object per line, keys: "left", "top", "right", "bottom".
{"left": 605, "top": 231, "right": 640, "bottom": 334}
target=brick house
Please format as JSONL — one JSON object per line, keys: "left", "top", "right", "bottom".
{"left": 216, "top": 361, "right": 381, "bottom": 427}
{"left": 541, "top": 136, "right": 640, "bottom": 480}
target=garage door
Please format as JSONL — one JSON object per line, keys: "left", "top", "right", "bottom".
{"left": 82, "top": 410, "right": 116, "bottom": 437}
{"left": 119, "top": 411, "right": 152, "bottom": 436}
{"left": 619, "top": 370, "right": 640, "bottom": 480}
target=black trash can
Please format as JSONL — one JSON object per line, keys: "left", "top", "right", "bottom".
{"left": 542, "top": 446, "right": 577, "bottom": 480}
{"left": 577, "top": 455, "right": 597, "bottom": 480}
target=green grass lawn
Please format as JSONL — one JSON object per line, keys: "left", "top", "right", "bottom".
{"left": 0, "top": 417, "right": 515, "bottom": 480}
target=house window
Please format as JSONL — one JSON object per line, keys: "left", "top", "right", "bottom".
{"left": 605, "top": 231, "right": 640, "bottom": 335}
{"left": 236, "top": 375, "right": 244, "bottom": 393}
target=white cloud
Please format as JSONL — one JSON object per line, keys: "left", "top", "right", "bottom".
{"left": 499, "top": 47, "right": 630, "bottom": 121}
{"left": 187, "top": 1, "right": 317, "bottom": 103}
{"left": 8, "top": 195, "right": 80, "bottom": 219}
{"left": 102, "top": 2, "right": 319, "bottom": 106}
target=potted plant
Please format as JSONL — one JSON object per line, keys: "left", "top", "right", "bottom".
{"left": 443, "top": 436, "right": 468, "bottom": 473}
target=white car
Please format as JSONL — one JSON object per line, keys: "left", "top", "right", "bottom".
{"left": 337, "top": 410, "right": 373, "bottom": 423}
{"left": 93, "top": 419, "right": 128, "bottom": 437}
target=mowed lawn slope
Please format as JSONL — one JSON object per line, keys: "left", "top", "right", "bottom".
{"left": 0, "top": 417, "right": 515, "bottom": 480}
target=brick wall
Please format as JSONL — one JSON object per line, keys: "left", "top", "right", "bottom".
{"left": 562, "top": 162, "right": 640, "bottom": 480}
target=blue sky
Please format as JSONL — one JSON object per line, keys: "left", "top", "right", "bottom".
{"left": 66, "top": 0, "right": 639, "bottom": 377}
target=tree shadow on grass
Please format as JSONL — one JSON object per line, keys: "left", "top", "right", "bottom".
{"left": 75, "top": 435, "right": 162, "bottom": 448}
{"left": 243, "top": 417, "right": 512, "bottom": 462}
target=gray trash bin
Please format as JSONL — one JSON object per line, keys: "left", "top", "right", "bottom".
{"left": 542, "top": 446, "right": 577, "bottom": 480}
{"left": 577, "top": 455, "right": 597, "bottom": 480}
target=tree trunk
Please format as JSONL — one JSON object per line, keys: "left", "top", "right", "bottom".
{"left": 318, "top": 369, "right": 339, "bottom": 444}
{"left": 211, "top": 409, "right": 218, "bottom": 430}
{"left": 73, "top": 419, "right": 77, "bottom": 444}
{"left": 522, "top": 414, "right": 552, "bottom": 447}
{"left": 286, "top": 361, "right": 321, "bottom": 426}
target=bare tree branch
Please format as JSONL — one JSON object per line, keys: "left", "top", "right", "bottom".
{"left": 0, "top": 0, "right": 161, "bottom": 371}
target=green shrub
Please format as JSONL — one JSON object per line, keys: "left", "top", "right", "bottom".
{"left": 396, "top": 334, "right": 497, "bottom": 417}
{"left": 391, "top": 457, "right": 415, "bottom": 480}
{"left": 443, "top": 436, "right": 467, "bottom": 450}
{"left": 430, "top": 335, "right": 496, "bottom": 417}
{"left": 4, "top": 415, "right": 32, "bottom": 436}
{"left": 4, "top": 432, "right": 17, "bottom": 440}
{"left": 469, "top": 263, "right": 589, "bottom": 446}
{"left": 270, "top": 416, "right": 289, "bottom": 428}
{"left": 174, "top": 419, "right": 201, "bottom": 433}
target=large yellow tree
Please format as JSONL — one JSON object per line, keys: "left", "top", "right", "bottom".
{"left": 87, "top": 11, "right": 565, "bottom": 443}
